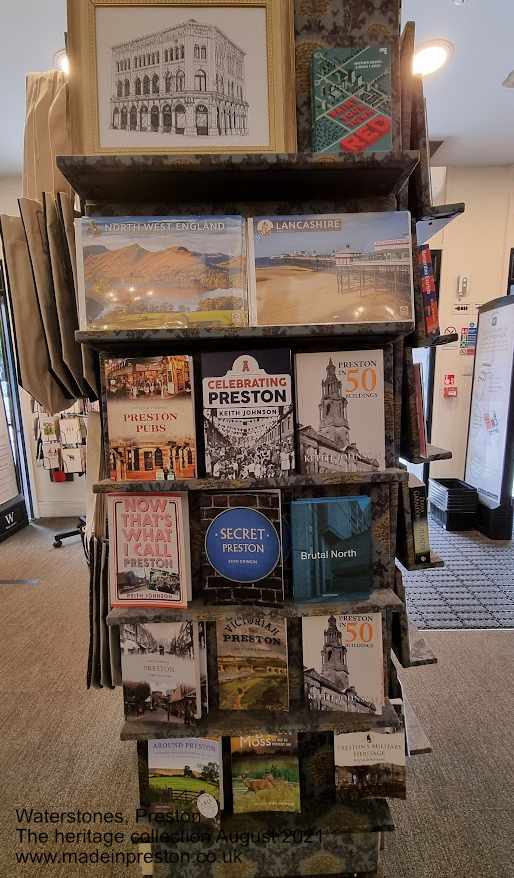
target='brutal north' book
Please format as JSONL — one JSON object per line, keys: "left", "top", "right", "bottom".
{"left": 216, "top": 613, "right": 289, "bottom": 711}
{"left": 334, "top": 727, "right": 406, "bottom": 800}
{"left": 230, "top": 734, "right": 300, "bottom": 813}
{"left": 148, "top": 737, "right": 223, "bottom": 823}
{"left": 201, "top": 349, "right": 295, "bottom": 479}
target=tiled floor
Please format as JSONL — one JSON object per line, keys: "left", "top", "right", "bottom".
{"left": 402, "top": 518, "right": 514, "bottom": 629}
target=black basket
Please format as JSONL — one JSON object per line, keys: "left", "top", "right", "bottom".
{"left": 429, "top": 502, "right": 476, "bottom": 532}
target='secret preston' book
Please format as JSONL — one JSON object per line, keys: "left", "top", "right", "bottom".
{"left": 291, "top": 496, "right": 372, "bottom": 600}
{"left": 247, "top": 212, "right": 413, "bottom": 326}
{"left": 102, "top": 354, "right": 196, "bottom": 481}
{"left": 216, "top": 613, "right": 289, "bottom": 711}
{"left": 108, "top": 493, "right": 191, "bottom": 608}
{"left": 302, "top": 613, "right": 384, "bottom": 714}
{"left": 230, "top": 734, "right": 300, "bottom": 814}
{"left": 200, "top": 349, "right": 295, "bottom": 479}
{"left": 148, "top": 737, "right": 223, "bottom": 823}
{"left": 334, "top": 728, "right": 406, "bottom": 800}
{"left": 75, "top": 215, "right": 247, "bottom": 330}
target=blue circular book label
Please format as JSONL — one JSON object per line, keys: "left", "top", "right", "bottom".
{"left": 205, "top": 507, "right": 280, "bottom": 583}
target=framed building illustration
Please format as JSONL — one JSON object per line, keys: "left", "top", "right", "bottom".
{"left": 67, "top": 0, "right": 296, "bottom": 154}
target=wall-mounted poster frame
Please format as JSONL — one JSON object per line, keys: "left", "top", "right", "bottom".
{"left": 67, "top": 0, "right": 297, "bottom": 155}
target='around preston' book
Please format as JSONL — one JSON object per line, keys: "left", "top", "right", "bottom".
{"left": 75, "top": 215, "right": 247, "bottom": 330}
{"left": 312, "top": 47, "right": 392, "bottom": 156}
{"left": 120, "top": 621, "right": 202, "bottom": 724}
{"left": 216, "top": 614, "right": 289, "bottom": 711}
{"left": 302, "top": 613, "right": 384, "bottom": 714}
{"left": 291, "top": 496, "right": 372, "bottom": 601}
{"left": 201, "top": 349, "right": 295, "bottom": 480}
{"left": 148, "top": 737, "right": 223, "bottom": 822}
{"left": 334, "top": 727, "right": 406, "bottom": 800}
{"left": 248, "top": 212, "right": 413, "bottom": 326}
{"left": 230, "top": 734, "right": 300, "bottom": 814}
{"left": 295, "top": 350, "right": 385, "bottom": 474}
{"left": 102, "top": 354, "right": 196, "bottom": 481}
{"left": 108, "top": 493, "right": 191, "bottom": 609}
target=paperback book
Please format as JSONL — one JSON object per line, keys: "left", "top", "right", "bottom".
{"left": 120, "top": 621, "right": 202, "bottom": 724}
{"left": 407, "top": 474, "right": 431, "bottom": 564}
{"left": 291, "top": 496, "right": 372, "bottom": 600}
{"left": 216, "top": 613, "right": 289, "bottom": 711}
{"left": 230, "top": 734, "right": 301, "bottom": 813}
{"left": 311, "top": 47, "right": 392, "bottom": 156}
{"left": 302, "top": 613, "right": 384, "bottom": 714}
{"left": 334, "top": 728, "right": 406, "bottom": 800}
{"left": 199, "top": 490, "right": 284, "bottom": 604}
{"left": 102, "top": 354, "right": 196, "bottom": 480}
{"left": 75, "top": 215, "right": 247, "bottom": 330}
{"left": 201, "top": 349, "right": 295, "bottom": 479}
{"left": 295, "top": 350, "right": 385, "bottom": 473}
{"left": 148, "top": 737, "right": 223, "bottom": 823}
{"left": 247, "top": 212, "right": 413, "bottom": 326}
{"left": 417, "top": 244, "right": 439, "bottom": 335}
{"left": 108, "top": 493, "right": 192, "bottom": 608}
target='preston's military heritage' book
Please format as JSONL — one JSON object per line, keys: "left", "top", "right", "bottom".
{"left": 295, "top": 349, "right": 385, "bottom": 474}
{"left": 230, "top": 734, "right": 301, "bottom": 814}
{"left": 102, "top": 354, "right": 196, "bottom": 481}
{"left": 334, "top": 727, "right": 406, "bottom": 800}
{"left": 248, "top": 212, "right": 413, "bottom": 326}
{"left": 302, "top": 612, "right": 384, "bottom": 714}
{"left": 291, "top": 496, "right": 372, "bottom": 600}
{"left": 201, "top": 349, "right": 295, "bottom": 479}
{"left": 75, "top": 215, "right": 247, "bottom": 329}
{"left": 148, "top": 737, "right": 223, "bottom": 823}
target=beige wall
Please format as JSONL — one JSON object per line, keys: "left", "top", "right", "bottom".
{"left": 430, "top": 165, "right": 514, "bottom": 479}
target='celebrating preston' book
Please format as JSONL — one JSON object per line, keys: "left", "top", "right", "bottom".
{"left": 201, "top": 349, "right": 295, "bottom": 479}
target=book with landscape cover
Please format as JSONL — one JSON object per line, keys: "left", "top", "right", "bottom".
{"left": 230, "top": 734, "right": 300, "bottom": 813}
{"left": 247, "top": 212, "right": 413, "bottom": 326}
{"left": 302, "top": 613, "right": 384, "bottom": 714}
{"left": 216, "top": 613, "right": 289, "bottom": 711}
{"left": 147, "top": 737, "right": 223, "bottom": 823}
{"left": 102, "top": 354, "right": 196, "bottom": 481}
{"left": 120, "top": 621, "right": 202, "bottom": 724}
{"left": 75, "top": 215, "right": 247, "bottom": 330}
{"left": 200, "top": 349, "right": 295, "bottom": 479}
{"left": 334, "top": 727, "right": 406, "bottom": 800}
{"left": 311, "top": 47, "right": 392, "bottom": 156}
{"left": 291, "top": 496, "right": 372, "bottom": 600}
{"left": 295, "top": 350, "right": 385, "bottom": 474}
{"left": 199, "top": 490, "right": 284, "bottom": 604}
{"left": 108, "top": 493, "right": 191, "bottom": 608}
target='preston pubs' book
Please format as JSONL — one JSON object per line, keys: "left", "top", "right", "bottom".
{"left": 295, "top": 349, "right": 385, "bottom": 474}
{"left": 230, "top": 734, "right": 301, "bottom": 814}
{"left": 247, "top": 212, "right": 413, "bottom": 326}
{"left": 291, "top": 496, "right": 372, "bottom": 600}
{"left": 108, "top": 493, "right": 191, "bottom": 608}
{"left": 148, "top": 737, "right": 224, "bottom": 823}
{"left": 334, "top": 727, "right": 406, "bottom": 800}
{"left": 102, "top": 354, "right": 196, "bottom": 481}
{"left": 75, "top": 215, "right": 247, "bottom": 330}
{"left": 201, "top": 349, "right": 295, "bottom": 480}
{"left": 216, "top": 613, "right": 289, "bottom": 711}
{"left": 302, "top": 612, "right": 384, "bottom": 714}
{"left": 311, "top": 47, "right": 392, "bottom": 156}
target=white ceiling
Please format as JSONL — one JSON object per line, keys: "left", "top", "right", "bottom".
{"left": 0, "top": 0, "right": 512, "bottom": 174}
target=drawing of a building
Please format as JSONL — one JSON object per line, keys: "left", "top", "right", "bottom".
{"left": 110, "top": 19, "right": 248, "bottom": 137}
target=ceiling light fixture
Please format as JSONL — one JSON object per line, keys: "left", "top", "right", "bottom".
{"left": 53, "top": 49, "right": 70, "bottom": 76}
{"left": 413, "top": 39, "right": 454, "bottom": 77}
{"left": 502, "top": 70, "right": 514, "bottom": 88}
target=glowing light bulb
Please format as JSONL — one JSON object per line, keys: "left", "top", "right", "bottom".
{"left": 413, "top": 40, "right": 454, "bottom": 77}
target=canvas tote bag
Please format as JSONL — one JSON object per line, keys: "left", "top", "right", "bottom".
{"left": 0, "top": 216, "right": 72, "bottom": 415}
{"left": 23, "top": 71, "right": 72, "bottom": 201}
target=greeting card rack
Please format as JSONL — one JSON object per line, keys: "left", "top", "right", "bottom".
{"left": 57, "top": 2, "right": 463, "bottom": 875}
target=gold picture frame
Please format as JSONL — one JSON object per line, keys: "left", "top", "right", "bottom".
{"left": 67, "top": 0, "right": 297, "bottom": 154}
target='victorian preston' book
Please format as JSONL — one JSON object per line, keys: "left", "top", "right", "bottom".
{"left": 291, "top": 496, "right": 372, "bottom": 600}
{"left": 216, "top": 613, "right": 289, "bottom": 711}
{"left": 334, "top": 727, "right": 406, "bottom": 800}
{"left": 102, "top": 354, "right": 196, "bottom": 481}
{"left": 147, "top": 737, "right": 224, "bottom": 823}
{"left": 302, "top": 613, "right": 384, "bottom": 714}
{"left": 75, "top": 215, "right": 247, "bottom": 330}
{"left": 108, "top": 492, "right": 191, "bottom": 609}
{"left": 230, "top": 734, "right": 301, "bottom": 814}
{"left": 201, "top": 349, "right": 295, "bottom": 479}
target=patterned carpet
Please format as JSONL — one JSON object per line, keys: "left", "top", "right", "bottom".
{"left": 402, "top": 518, "right": 514, "bottom": 629}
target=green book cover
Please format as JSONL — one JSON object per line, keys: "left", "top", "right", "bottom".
{"left": 230, "top": 734, "right": 301, "bottom": 813}
{"left": 216, "top": 614, "right": 289, "bottom": 711}
{"left": 147, "top": 738, "right": 223, "bottom": 824}
{"left": 311, "top": 47, "right": 392, "bottom": 155}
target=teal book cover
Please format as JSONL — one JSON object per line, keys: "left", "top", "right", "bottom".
{"left": 311, "top": 47, "right": 392, "bottom": 155}
{"left": 291, "top": 497, "right": 372, "bottom": 600}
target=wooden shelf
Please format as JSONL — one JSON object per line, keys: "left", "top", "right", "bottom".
{"left": 406, "top": 624, "right": 438, "bottom": 667}
{"left": 415, "top": 202, "right": 465, "bottom": 245}
{"left": 57, "top": 151, "right": 420, "bottom": 205}
{"left": 398, "top": 550, "right": 444, "bottom": 572}
{"left": 121, "top": 703, "right": 401, "bottom": 741}
{"left": 107, "top": 587, "right": 403, "bottom": 626}
{"left": 93, "top": 468, "right": 408, "bottom": 495}
{"left": 405, "top": 697, "right": 432, "bottom": 756}
{"left": 400, "top": 444, "right": 452, "bottom": 465}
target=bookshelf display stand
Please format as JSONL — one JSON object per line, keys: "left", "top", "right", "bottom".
{"left": 59, "top": 2, "right": 461, "bottom": 875}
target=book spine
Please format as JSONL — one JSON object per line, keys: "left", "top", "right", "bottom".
{"left": 417, "top": 245, "right": 439, "bottom": 335}
{"left": 74, "top": 219, "right": 87, "bottom": 331}
{"left": 410, "top": 482, "right": 431, "bottom": 563}
{"left": 246, "top": 218, "right": 257, "bottom": 326}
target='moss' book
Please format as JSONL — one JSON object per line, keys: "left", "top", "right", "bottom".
{"left": 230, "top": 734, "right": 300, "bottom": 814}
{"left": 108, "top": 493, "right": 191, "bottom": 608}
